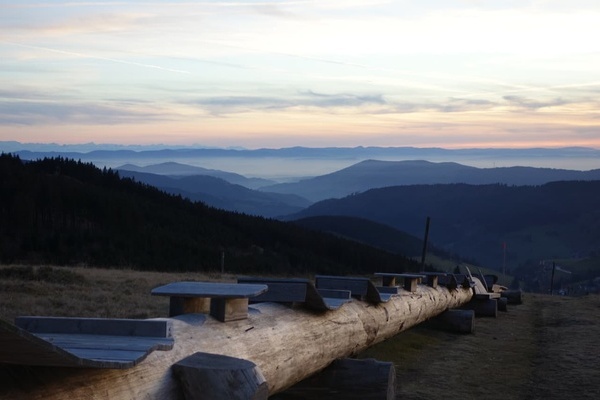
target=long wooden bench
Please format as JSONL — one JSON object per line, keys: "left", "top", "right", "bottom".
{"left": 314, "top": 275, "right": 398, "bottom": 303}
{"left": 374, "top": 273, "right": 426, "bottom": 292}
{"left": 0, "top": 316, "right": 173, "bottom": 369}
{"left": 237, "top": 277, "right": 352, "bottom": 311}
{"left": 151, "top": 281, "right": 268, "bottom": 322}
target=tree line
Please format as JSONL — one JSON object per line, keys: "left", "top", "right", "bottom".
{"left": 0, "top": 154, "right": 420, "bottom": 275}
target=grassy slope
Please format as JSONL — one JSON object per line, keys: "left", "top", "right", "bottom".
{"left": 1, "top": 265, "right": 598, "bottom": 399}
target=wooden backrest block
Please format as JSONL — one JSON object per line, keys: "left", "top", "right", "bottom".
{"left": 237, "top": 277, "right": 309, "bottom": 303}
{"left": 315, "top": 276, "right": 369, "bottom": 297}
{"left": 15, "top": 317, "right": 172, "bottom": 338}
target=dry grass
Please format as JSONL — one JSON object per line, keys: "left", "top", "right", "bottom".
{"left": 361, "top": 293, "right": 600, "bottom": 400}
{"left": 0, "top": 264, "right": 235, "bottom": 321}
{"left": 1, "top": 265, "right": 599, "bottom": 399}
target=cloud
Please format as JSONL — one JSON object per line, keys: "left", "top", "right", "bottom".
{"left": 0, "top": 100, "right": 169, "bottom": 126}
{"left": 503, "top": 96, "right": 570, "bottom": 111}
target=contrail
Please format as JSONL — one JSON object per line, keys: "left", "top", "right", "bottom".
{"left": 1, "top": 40, "right": 191, "bottom": 75}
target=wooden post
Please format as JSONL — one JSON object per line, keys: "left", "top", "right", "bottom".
{"left": 172, "top": 352, "right": 268, "bottom": 400}
{"left": 272, "top": 358, "right": 395, "bottom": 400}
{"left": 420, "top": 216, "right": 431, "bottom": 272}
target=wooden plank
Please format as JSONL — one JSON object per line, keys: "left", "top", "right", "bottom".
{"left": 15, "top": 316, "right": 171, "bottom": 338}
{"left": 316, "top": 276, "right": 395, "bottom": 303}
{"left": 237, "top": 278, "right": 308, "bottom": 303}
{"left": 151, "top": 282, "right": 268, "bottom": 299}
{"left": 0, "top": 318, "right": 174, "bottom": 369}
{"left": 305, "top": 285, "right": 352, "bottom": 311}
{"left": 34, "top": 333, "right": 174, "bottom": 351}
{"left": 315, "top": 275, "right": 369, "bottom": 297}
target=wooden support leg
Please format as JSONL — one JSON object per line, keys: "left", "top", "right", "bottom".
{"left": 210, "top": 298, "right": 250, "bottom": 322}
{"left": 497, "top": 297, "right": 508, "bottom": 312}
{"left": 501, "top": 290, "right": 523, "bottom": 305}
{"left": 428, "top": 309, "right": 475, "bottom": 334}
{"left": 426, "top": 275, "right": 439, "bottom": 289}
{"left": 272, "top": 358, "right": 396, "bottom": 400}
{"left": 381, "top": 276, "right": 396, "bottom": 287}
{"left": 169, "top": 297, "right": 210, "bottom": 317}
{"left": 403, "top": 278, "right": 418, "bottom": 292}
{"left": 172, "top": 352, "right": 268, "bottom": 400}
{"left": 465, "top": 298, "right": 498, "bottom": 318}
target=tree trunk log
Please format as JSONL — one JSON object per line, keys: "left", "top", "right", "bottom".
{"left": 0, "top": 286, "right": 472, "bottom": 399}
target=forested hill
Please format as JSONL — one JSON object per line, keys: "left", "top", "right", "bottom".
{"left": 0, "top": 154, "right": 419, "bottom": 274}
{"left": 287, "top": 181, "right": 600, "bottom": 270}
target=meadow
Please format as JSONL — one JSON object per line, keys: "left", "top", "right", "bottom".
{"left": 1, "top": 265, "right": 598, "bottom": 399}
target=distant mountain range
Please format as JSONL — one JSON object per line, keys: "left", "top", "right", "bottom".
{"left": 261, "top": 160, "right": 600, "bottom": 202}
{"left": 118, "top": 162, "right": 275, "bottom": 189}
{"left": 5, "top": 143, "right": 600, "bottom": 180}
{"left": 286, "top": 181, "right": 600, "bottom": 271}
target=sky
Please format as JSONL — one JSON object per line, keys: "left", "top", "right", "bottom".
{"left": 1, "top": 0, "right": 600, "bottom": 149}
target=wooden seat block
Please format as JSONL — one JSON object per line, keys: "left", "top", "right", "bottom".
{"left": 152, "top": 282, "right": 268, "bottom": 321}
{"left": 374, "top": 273, "right": 426, "bottom": 293}
{"left": 173, "top": 352, "right": 268, "bottom": 400}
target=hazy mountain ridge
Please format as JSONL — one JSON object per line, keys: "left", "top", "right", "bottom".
{"left": 117, "top": 169, "right": 310, "bottom": 218}
{"left": 118, "top": 162, "right": 275, "bottom": 189}
{"left": 261, "top": 160, "right": 600, "bottom": 202}
{"left": 287, "top": 181, "right": 600, "bottom": 272}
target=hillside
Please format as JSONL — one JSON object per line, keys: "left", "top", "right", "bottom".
{"left": 286, "top": 181, "right": 600, "bottom": 281}
{"left": 293, "top": 215, "right": 425, "bottom": 258}
{"left": 0, "top": 154, "right": 419, "bottom": 274}
{"left": 261, "top": 159, "right": 600, "bottom": 202}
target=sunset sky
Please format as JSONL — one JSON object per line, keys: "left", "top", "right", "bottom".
{"left": 1, "top": 0, "right": 599, "bottom": 149}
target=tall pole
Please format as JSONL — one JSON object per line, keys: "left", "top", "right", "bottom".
{"left": 549, "top": 261, "right": 556, "bottom": 295}
{"left": 502, "top": 242, "right": 506, "bottom": 276}
{"left": 420, "top": 216, "right": 430, "bottom": 272}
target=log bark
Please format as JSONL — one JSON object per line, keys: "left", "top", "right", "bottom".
{"left": 0, "top": 285, "right": 472, "bottom": 399}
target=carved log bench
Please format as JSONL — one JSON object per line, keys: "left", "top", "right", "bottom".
{"left": 237, "top": 277, "right": 352, "bottom": 311}
{"left": 314, "top": 275, "right": 398, "bottom": 303}
{"left": 151, "top": 281, "right": 268, "bottom": 322}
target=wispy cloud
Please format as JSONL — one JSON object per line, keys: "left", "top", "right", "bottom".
{"left": 1, "top": 40, "right": 190, "bottom": 74}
